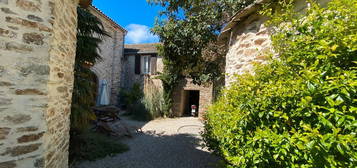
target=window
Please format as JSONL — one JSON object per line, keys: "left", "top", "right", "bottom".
{"left": 143, "top": 56, "right": 151, "bottom": 74}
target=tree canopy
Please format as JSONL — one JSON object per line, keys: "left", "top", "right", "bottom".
{"left": 147, "top": 0, "right": 255, "bottom": 115}
{"left": 148, "top": 0, "right": 255, "bottom": 84}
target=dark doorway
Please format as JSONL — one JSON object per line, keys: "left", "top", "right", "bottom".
{"left": 184, "top": 90, "right": 200, "bottom": 117}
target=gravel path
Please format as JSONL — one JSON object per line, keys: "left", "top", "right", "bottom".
{"left": 76, "top": 117, "right": 220, "bottom": 168}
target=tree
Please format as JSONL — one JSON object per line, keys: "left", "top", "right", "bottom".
{"left": 147, "top": 0, "right": 255, "bottom": 115}
{"left": 149, "top": 0, "right": 253, "bottom": 84}
{"left": 70, "top": 7, "right": 110, "bottom": 131}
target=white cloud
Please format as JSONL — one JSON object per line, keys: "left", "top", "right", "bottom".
{"left": 125, "top": 24, "right": 159, "bottom": 44}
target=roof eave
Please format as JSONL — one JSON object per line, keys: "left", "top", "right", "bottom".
{"left": 218, "top": 0, "right": 269, "bottom": 41}
{"left": 124, "top": 51, "right": 158, "bottom": 55}
{"left": 89, "top": 5, "right": 127, "bottom": 33}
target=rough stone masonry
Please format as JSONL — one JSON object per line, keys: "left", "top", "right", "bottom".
{"left": 0, "top": 0, "right": 78, "bottom": 167}
{"left": 222, "top": 0, "right": 331, "bottom": 86}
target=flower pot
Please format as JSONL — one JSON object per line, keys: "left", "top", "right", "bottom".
{"left": 79, "top": 0, "right": 92, "bottom": 8}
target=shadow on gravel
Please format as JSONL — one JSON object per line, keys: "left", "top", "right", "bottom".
{"left": 76, "top": 131, "right": 221, "bottom": 168}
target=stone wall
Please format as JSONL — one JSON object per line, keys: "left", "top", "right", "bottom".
{"left": 121, "top": 55, "right": 145, "bottom": 90}
{"left": 122, "top": 53, "right": 212, "bottom": 119}
{"left": 172, "top": 79, "right": 213, "bottom": 119}
{"left": 225, "top": 14, "right": 271, "bottom": 85}
{"left": 0, "top": 0, "right": 78, "bottom": 167}
{"left": 89, "top": 6, "right": 125, "bottom": 105}
{"left": 224, "top": 0, "right": 331, "bottom": 86}
{"left": 121, "top": 55, "right": 162, "bottom": 91}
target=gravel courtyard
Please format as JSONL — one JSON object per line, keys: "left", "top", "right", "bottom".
{"left": 76, "top": 117, "right": 220, "bottom": 168}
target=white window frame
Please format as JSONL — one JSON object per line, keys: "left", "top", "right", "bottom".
{"left": 142, "top": 55, "right": 151, "bottom": 75}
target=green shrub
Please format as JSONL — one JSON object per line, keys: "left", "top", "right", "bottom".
{"left": 121, "top": 82, "right": 166, "bottom": 121}
{"left": 129, "top": 100, "right": 151, "bottom": 121}
{"left": 128, "top": 89, "right": 166, "bottom": 121}
{"left": 203, "top": 0, "right": 357, "bottom": 167}
{"left": 120, "top": 83, "right": 144, "bottom": 109}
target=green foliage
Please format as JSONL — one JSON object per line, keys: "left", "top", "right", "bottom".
{"left": 69, "top": 131, "right": 129, "bottom": 163}
{"left": 71, "top": 7, "right": 110, "bottom": 131}
{"left": 121, "top": 83, "right": 166, "bottom": 121}
{"left": 129, "top": 101, "right": 151, "bottom": 121}
{"left": 149, "top": 0, "right": 252, "bottom": 82}
{"left": 71, "top": 68, "right": 97, "bottom": 130}
{"left": 120, "top": 83, "right": 144, "bottom": 107}
{"left": 148, "top": 0, "right": 254, "bottom": 115}
{"left": 204, "top": 0, "right": 357, "bottom": 167}
{"left": 155, "top": 61, "right": 180, "bottom": 117}
{"left": 142, "top": 87, "right": 166, "bottom": 118}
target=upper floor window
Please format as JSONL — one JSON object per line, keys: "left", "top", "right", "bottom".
{"left": 134, "top": 54, "right": 157, "bottom": 75}
{"left": 143, "top": 56, "right": 151, "bottom": 74}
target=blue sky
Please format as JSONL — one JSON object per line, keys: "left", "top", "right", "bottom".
{"left": 92, "top": 0, "right": 162, "bottom": 44}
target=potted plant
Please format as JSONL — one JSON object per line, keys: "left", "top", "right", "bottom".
{"left": 79, "top": 0, "right": 92, "bottom": 8}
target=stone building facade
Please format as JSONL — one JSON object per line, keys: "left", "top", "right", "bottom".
{"left": 122, "top": 43, "right": 162, "bottom": 91}
{"left": 123, "top": 43, "right": 213, "bottom": 118}
{"left": 0, "top": 0, "right": 79, "bottom": 167}
{"left": 220, "top": 0, "right": 330, "bottom": 86}
{"left": 88, "top": 6, "right": 126, "bottom": 105}
{"left": 171, "top": 79, "right": 213, "bottom": 119}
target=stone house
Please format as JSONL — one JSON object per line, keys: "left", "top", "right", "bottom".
{"left": 122, "top": 43, "right": 163, "bottom": 90}
{"left": 88, "top": 6, "right": 126, "bottom": 105}
{"left": 0, "top": 0, "right": 81, "bottom": 167}
{"left": 219, "top": 0, "right": 330, "bottom": 86}
{"left": 123, "top": 43, "right": 213, "bottom": 119}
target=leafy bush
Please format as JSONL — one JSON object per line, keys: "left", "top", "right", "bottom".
{"left": 120, "top": 83, "right": 144, "bottom": 109}
{"left": 121, "top": 83, "right": 166, "bottom": 121}
{"left": 129, "top": 100, "right": 151, "bottom": 121}
{"left": 204, "top": 0, "right": 357, "bottom": 167}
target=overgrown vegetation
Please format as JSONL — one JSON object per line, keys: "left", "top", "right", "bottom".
{"left": 70, "top": 7, "right": 128, "bottom": 163}
{"left": 121, "top": 83, "right": 165, "bottom": 121}
{"left": 148, "top": 0, "right": 254, "bottom": 115}
{"left": 142, "top": 87, "right": 166, "bottom": 118}
{"left": 204, "top": 0, "right": 357, "bottom": 167}
{"left": 121, "top": 83, "right": 144, "bottom": 109}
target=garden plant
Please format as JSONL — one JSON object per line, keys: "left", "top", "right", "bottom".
{"left": 203, "top": 0, "right": 357, "bottom": 167}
